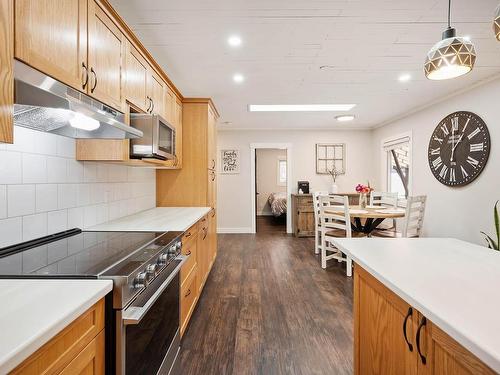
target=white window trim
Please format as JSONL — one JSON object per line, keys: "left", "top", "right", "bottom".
{"left": 277, "top": 157, "right": 287, "bottom": 186}
{"left": 380, "top": 131, "right": 413, "bottom": 196}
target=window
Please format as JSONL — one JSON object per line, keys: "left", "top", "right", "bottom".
{"left": 383, "top": 135, "right": 411, "bottom": 198}
{"left": 277, "top": 158, "right": 287, "bottom": 186}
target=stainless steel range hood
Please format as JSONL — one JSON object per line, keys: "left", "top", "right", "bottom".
{"left": 14, "top": 60, "right": 143, "bottom": 139}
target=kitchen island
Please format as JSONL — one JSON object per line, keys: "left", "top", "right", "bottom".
{"left": 331, "top": 237, "right": 500, "bottom": 375}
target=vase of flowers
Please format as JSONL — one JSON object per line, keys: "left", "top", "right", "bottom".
{"left": 327, "top": 166, "right": 341, "bottom": 194}
{"left": 355, "top": 183, "right": 373, "bottom": 209}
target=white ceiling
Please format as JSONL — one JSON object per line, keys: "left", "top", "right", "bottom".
{"left": 110, "top": 0, "right": 500, "bottom": 130}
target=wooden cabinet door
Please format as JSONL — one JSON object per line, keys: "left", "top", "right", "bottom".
{"left": 15, "top": 0, "right": 87, "bottom": 91}
{"left": 124, "top": 41, "right": 148, "bottom": 112}
{"left": 59, "top": 330, "right": 105, "bottom": 375}
{"left": 355, "top": 266, "right": 418, "bottom": 375}
{"left": 0, "top": 0, "right": 13, "bottom": 144}
{"left": 165, "top": 87, "right": 176, "bottom": 124}
{"left": 417, "top": 318, "right": 496, "bottom": 375}
{"left": 207, "top": 107, "right": 217, "bottom": 171}
{"left": 208, "top": 209, "right": 217, "bottom": 265}
{"left": 148, "top": 69, "right": 166, "bottom": 118}
{"left": 88, "top": 0, "right": 124, "bottom": 111}
{"left": 196, "top": 216, "right": 209, "bottom": 291}
{"left": 174, "top": 98, "right": 183, "bottom": 167}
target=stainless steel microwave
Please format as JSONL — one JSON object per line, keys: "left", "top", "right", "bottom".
{"left": 130, "top": 113, "right": 175, "bottom": 160}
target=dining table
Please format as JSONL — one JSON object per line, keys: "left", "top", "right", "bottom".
{"left": 326, "top": 205, "right": 406, "bottom": 235}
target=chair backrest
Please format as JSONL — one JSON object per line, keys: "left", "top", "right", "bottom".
{"left": 370, "top": 191, "right": 398, "bottom": 207}
{"left": 313, "top": 191, "right": 329, "bottom": 226}
{"left": 319, "top": 195, "right": 352, "bottom": 237}
{"left": 402, "top": 195, "right": 427, "bottom": 237}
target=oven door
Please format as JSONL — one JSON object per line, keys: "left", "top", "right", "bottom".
{"left": 153, "top": 115, "right": 175, "bottom": 160}
{"left": 118, "top": 256, "right": 186, "bottom": 375}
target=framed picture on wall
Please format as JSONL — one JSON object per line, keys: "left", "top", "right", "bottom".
{"left": 220, "top": 149, "right": 240, "bottom": 174}
{"left": 316, "top": 143, "right": 346, "bottom": 174}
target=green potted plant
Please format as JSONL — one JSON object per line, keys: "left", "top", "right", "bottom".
{"left": 481, "top": 201, "right": 499, "bottom": 250}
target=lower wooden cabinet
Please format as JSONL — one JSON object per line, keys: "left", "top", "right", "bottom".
{"left": 179, "top": 212, "right": 217, "bottom": 337}
{"left": 291, "top": 194, "right": 315, "bottom": 237}
{"left": 12, "top": 299, "right": 105, "bottom": 375}
{"left": 354, "top": 265, "right": 495, "bottom": 375}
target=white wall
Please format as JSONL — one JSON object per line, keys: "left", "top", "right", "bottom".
{"left": 371, "top": 78, "right": 500, "bottom": 244}
{"left": 0, "top": 126, "right": 156, "bottom": 248}
{"left": 217, "top": 129, "right": 374, "bottom": 232}
{"left": 256, "top": 149, "right": 286, "bottom": 215}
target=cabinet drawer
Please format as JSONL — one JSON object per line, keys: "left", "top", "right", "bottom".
{"left": 182, "top": 222, "right": 199, "bottom": 246}
{"left": 180, "top": 267, "right": 198, "bottom": 336}
{"left": 199, "top": 214, "right": 208, "bottom": 231}
{"left": 180, "top": 237, "right": 197, "bottom": 286}
{"left": 59, "top": 330, "right": 105, "bottom": 375}
{"left": 11, "top": 299, "right": 105, "bottom": 374}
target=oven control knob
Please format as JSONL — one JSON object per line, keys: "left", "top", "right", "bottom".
{"left": 169, "top": 245, "right": 177, "bottom": 255}
{"left": 176, "top": 242, "right": 182, "bottom": 251}
{"left": 157, "top": 253, "right": 168, "bottom": 266}
{"left": 134, "top": 272, "right": 148, "bottom": 288}
{"left": 146, "top": 264, "right": 157, "bottom": 276}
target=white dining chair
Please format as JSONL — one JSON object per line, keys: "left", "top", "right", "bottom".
{"left": 313, "top": 191, "right": 329, "bottom": 255}
{"left": 372, "top": 195, "right": 427, "bottom": 238}
{"left": 369, "top": 191, "right": 398, "bottom": 230}
{"left": 319, "top": 195, "right": 365, "bottom": 276}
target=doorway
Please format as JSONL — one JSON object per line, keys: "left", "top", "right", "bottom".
{"left": 250, "top": 143, "right": 292, "bottom": 234}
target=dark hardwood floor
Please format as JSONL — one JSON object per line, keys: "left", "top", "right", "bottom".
{"left": 178, "top": 233, "right": 353, "bottom": 375}
{"left": 256, "top": 215, "right": 287, "bottom": 233}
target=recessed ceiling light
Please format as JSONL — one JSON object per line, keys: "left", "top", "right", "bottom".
{"left": 398, "top": 74, "right": 411, "bottom": 82}
{"left": 228, "top": 35, "right": 242, "bottom": 47}
{"left": 335, "top": 115, "right": 355, "bottom": 122}
{"left": 233, "top": 74, "right": 245, "bottom": 83}
{"left": 248, "top": 104, "right": 356, "bottom": 112}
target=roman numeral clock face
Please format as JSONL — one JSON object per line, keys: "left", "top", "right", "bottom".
{"left": 428, "top": 111, "right": 490, "bottom": 187}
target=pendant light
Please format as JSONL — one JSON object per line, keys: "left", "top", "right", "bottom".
{"left": 494, "top": 5, "right": 500, "bottom": 41}
{"left": 424, "top": 0, "right": 476, "bottom": 80}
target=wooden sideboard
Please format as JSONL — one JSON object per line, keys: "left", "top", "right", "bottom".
{"left": 291, "top": 193, "right": 361, "bottom": 237}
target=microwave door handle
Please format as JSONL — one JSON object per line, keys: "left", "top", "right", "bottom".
{"left": 122, "top": 255, "right": 187, "bottom": 325}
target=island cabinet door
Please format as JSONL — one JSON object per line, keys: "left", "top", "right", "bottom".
{"left": 416, "top": 317, "right": 496, "bottom": 375}
{"left": 354, "top": 266, "right": 418, "bottom": 375}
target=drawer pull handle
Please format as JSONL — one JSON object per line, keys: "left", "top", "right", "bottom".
{"left": 185, "top": 232, "right": 191, "bottom": 238}
{"left": 416, "top": 316, "right": 427, "bottom": 365}
{"left": 90, "top": 67, "right": 97, "bottom": 93}
{"left": 403, "top": 307, "right": 413, "bottom": 352}
{"left": 186, "top": 250, "right": 191, "bottom": 256}
{"left": 184, "top": 289, "right": 191, "bottom": 298}
{"left": 81, "top": 62, "right": 89, "bottom": 89}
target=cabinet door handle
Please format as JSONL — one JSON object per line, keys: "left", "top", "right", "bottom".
{"left": 416, "top": 316, "right": 427, "bottom": 365}
{"left": 402, "top": 307, "right": 413, "bottom": 352}
{"left": 203, "top": 227, "right": 208, "bottom": 240}
{"left": 146, "top": 96, "right": 151, "bottom": 112}
{"left": 184, "top": 289, "right": 191, "bottom": 298}
{"left": 81, "top": 62, "right": 89, "bottom": 89}
{"left": 211, "top": 159, "right": 216, "bottom": 169}
{"left": 151, "top": 98, "right": 155, "bottom": 113}
{"left": 90, "top": 68, "right": 97, "bottom": 93}
{"left": 184, "top": 232, "right": 191, "bottom": 238}
{"left": 211, "top": 170, "right": 216, "bottom": 181}
{"left": 185, "top": 250, "right": 191, "bottom": 256}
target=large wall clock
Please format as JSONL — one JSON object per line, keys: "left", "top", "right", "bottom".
{"left": 428, "top": 111, "right": 490, "bottom": 187}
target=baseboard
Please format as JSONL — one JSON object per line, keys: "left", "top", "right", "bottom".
{"left": 217, "top": 227, "right": 253, "bottom": 234}
{"left": 257, "top": 213, "right": 274, "bottom": 217}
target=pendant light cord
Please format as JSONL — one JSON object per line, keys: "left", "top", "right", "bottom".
{"left": 448, "top": 0, "right": 452, "bottom": 28}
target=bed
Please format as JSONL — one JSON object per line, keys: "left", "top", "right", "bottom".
{"left": 268, "top": 192, "right": 287, "bottom": 217}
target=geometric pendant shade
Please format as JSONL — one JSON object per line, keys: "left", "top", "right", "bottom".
{"left": 495, "top": 5, "right": 500, "bottom": 41}
{"left": 424, "top": 33, "right": 476, "bottom": 80}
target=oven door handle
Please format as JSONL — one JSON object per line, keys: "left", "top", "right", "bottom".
{"left": 122, "top": 255, "right": 187, "bottom": 325}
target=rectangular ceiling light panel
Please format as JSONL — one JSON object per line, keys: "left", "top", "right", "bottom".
{"left": 248, "top": 104, "right": 356, "bottom": 112}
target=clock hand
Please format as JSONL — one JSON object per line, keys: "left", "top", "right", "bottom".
{"left": 450, "top": 123, "right": 455, "bottom": 162}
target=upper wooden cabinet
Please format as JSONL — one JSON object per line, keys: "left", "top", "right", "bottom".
{"left": 15, "top": 0, "right": 88, "bottom": 92}
{"left": 148, "top": 68, "right": 166, "bottom": 118}
{"left": 0, "top": 0, "right": 14, "bottom": 144}
{"left": 124, "top": 41, "right": 148, "bottom": 112}
{"left": 87, "top": 0, "right": 124, "bottom": 111}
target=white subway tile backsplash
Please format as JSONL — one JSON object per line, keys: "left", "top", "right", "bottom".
{"left": 0, "top": 151, "right": 22, "bottom": 184}
{"left": 108, "top": 165, "right": 127, "bottom": 182}
{"left": 96, "top": 164, "right": 108, "bottom": 182}
{"left": 47, "top": 156, "right": 67, "bottom": 183}
{"left": 83, "top": 205, "right": 97, "bottom": 228}
{"left": 48, "top": 209, "right": 68, "bottom": 234}
{"left": 36, "top": 184, "right": 58, "bottom": 213}
{"left": 22, "top": 213, "right": 48, "bottom": 241}
{"left": 8, "top": 185, "right": 36, "bottom": 217}
{"left": 67, "top": 159, "right": 84, "bottom": 183}
{"left": 67, "top": 207, "right": 84, "bottom": 229}
{"left": 77, "top": 184, "right": 91, "bottom": 206}
{"left": 36, "top": 132, "right": 58, "bottom": 155}
{"left": 58, "top": 184, "right": 78, "bottom": 209}
{"left": 83, "top": 162, "right": 97, "bottom": 182}
{"left": 22, "top": 154, "right": 47, "bottom": 183}
{"left": 0, "top": 217, "right": 22, "bottom": 247}
{"left": 0, "top": 186, "right": 6, "bottom": 219}
{"left": 96, "top": 203, "right": 108, "bottom": 225}
{"left": 56, "top": 136, "right": 75, "bottom": 158}
{"left": 4, "top": 126, "right": 35, "bottom": 153}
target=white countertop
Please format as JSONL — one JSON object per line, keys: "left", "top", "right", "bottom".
{"left": 331, "top": 237, "right": 500, "bottom": 373}
{"left": 0, "top": 279, "right": 112, "bottom": 373}
{"left": 88, "top": 207, "right": 211, "bottom": 232}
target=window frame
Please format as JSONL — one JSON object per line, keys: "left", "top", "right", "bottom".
{"left": 277, "top": 157, "right": 287, "bottom": 186}
{"left": 381, "top": 132, "right": 412, "bottom": 198}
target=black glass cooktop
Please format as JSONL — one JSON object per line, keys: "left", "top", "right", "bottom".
{"left": 0, "top": 229, "right": 181, "bottom": 277}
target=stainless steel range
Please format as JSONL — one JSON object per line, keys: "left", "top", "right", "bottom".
{"left": 0, "top": 228, "right": 186, "bottom": 375}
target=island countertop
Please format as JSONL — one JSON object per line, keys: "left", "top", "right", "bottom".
{"left": 0, "top": 279, "right": 112, "bottom": 373}
{"left": 87, "top": 207, "right": 211, "bottom": 232}
{"left": 330, "top": 237, "right": 500, "bottom": 373}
